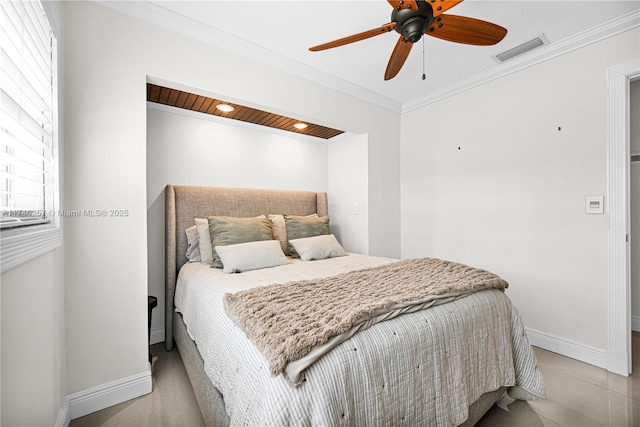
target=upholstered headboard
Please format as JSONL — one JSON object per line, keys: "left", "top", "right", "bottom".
{"left": 164, "top": 185, "right": 328, "bottom": 350}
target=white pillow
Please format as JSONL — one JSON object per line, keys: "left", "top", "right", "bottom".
{"left": 195, "top": 218, "right": 213, "bottom": 265}
{"left": 288, "top": 234, "right": 348, "bottom": 261}
{"left": 185, "top": 225, "right": 201, "bottom": 262}
{"left": 215, "top": 240, "right": 290, "bottom": 274}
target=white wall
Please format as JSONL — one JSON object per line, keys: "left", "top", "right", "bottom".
{"left": 631, "top": 80, "right": 640, "bottom": 321}
{"left": 328, "top": 133, "right": 369, "bottom": 254}
{"left": 401, "top": 29, "right": 639, "bottom": 352}
{"left": 0, "top": 2, "right": 67, "bottom": 424}
{"left": 147, "top": 106, "right": 329, "bottom": 336}
{"left": 1, "top": 250, "right": 66, "bottom": 426}
{"left": 63, "top": 0, "right": 400, "bottom": 395}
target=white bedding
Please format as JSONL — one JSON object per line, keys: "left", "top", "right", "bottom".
{"left": 175, "top": 254, "right": 545, "bottom": 426}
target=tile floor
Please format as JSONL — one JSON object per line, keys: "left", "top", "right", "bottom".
{"left": 475, "top": 334, "right": 640, "bottom": 427}
{"left": 71, "top": 334, "right": 640, "bottom": 426}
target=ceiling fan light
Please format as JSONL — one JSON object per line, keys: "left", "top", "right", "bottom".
{"left": 401, "top": 17, "right": 428, "bottom": 43}
{"left": 216, "top": 103, "right": 235, "bottom": 112}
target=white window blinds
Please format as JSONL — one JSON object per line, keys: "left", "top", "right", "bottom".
{"left": 0, "top": 0, "right": 56, "bottom": 229}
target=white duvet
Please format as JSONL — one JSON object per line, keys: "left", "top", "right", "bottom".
{"left": 174, "top": 254, "right": 545, "bottom": 426}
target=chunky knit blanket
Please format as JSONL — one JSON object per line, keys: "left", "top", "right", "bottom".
{"left": 223, "top": 257, "right": 508, "bottom": 386}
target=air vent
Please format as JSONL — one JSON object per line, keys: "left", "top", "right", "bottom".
{"left": 492, "top": 34, "right": 550, "bottom": 63}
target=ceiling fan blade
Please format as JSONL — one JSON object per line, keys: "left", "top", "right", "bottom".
{"left": 425, "top": 14, "right": 507, "bottom": 46}
{"left": 385, "top": 36, "right": 413, "bottom": 80}
{"left": 387, "top": 0, "right": 419, "bottom": 11}
{"left": 430, "top": 0, "right": 464, "bottom": 17}
{"left": 309, "top": 22, "right": 396, "bottom": 52}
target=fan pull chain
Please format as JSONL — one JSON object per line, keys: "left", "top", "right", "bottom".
{"left": 421, "top": 37, "right": 426, "bottom": 80}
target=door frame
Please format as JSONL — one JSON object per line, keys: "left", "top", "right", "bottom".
{"left": 607, "top": 58, "right": 640, "bottom": 376}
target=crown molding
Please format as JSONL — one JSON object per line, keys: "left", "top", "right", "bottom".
{"left": 94, "top": 1, "right": 638, "bottom": 115}
{"left": 402, "top": 10, "right": 640, "bottom": 113}
{"left": 93, "top": 0, "right": 403, "bottom": 113}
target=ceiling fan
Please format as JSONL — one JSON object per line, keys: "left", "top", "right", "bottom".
{"left": 309, "top": 0, "right": 507, "bottom": 80}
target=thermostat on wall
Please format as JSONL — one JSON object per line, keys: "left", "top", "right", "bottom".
{"left": 585, "top": 196, "right": 604, "bottom": 214}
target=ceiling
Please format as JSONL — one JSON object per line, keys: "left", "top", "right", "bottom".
{"left": 113, "top": 1, "right": 639, "bottom": 112}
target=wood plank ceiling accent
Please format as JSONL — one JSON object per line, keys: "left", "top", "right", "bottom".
{"left": 147, "top": 84, "right": 345, "bottom": 140}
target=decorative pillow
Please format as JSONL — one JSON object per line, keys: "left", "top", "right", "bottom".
{"left": 185, "top": 225, "right": 201, "bottom": 262}
{"left": 289, "top": 234, "right": 348, "bottom": 261}
{"left": 196, "top": 214, "right": 265, "bottom": 265}
{"left": 195, "top": 218, "right": 213, "bottom": 265}
{"left": 269, "top": 213, "right": 318, "bottom": 256}
{"left": 208, "top": 216, "right": 273, "bottom": 268}
{"left": 284, "top": 215, "right": 330, "bottom": 258}
{"left": 215, "top": 240, "right": 290, "bottom": 273}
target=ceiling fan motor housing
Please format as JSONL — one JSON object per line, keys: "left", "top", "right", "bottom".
{"left": 391, "top": 1, "right": 434, "bottom": 43}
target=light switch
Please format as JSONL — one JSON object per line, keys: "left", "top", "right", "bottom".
{"left": 585, "top": 196, "right": 604, "bottom": 214}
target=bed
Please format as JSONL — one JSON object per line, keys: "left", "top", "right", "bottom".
{"left": 164, "top": 184, "right": 545, "bottom": 426}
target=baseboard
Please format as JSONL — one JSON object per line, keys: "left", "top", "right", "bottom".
{"left": 150, "top": 326, "right": 165, "bottom": 345}
{"left": 525, "top": 327, "right": 607, "bottom": 369}
{"left": 631, "top": 316, "right": 640, "bottom": 332}
{"left": 55, "top": 397, "right": 70, "bottom": 427}
{"left": 68, "top": 370, "right": 152, "bottom": 420}
{"left": 607, "top": 348, "right": 631, "bottom": 376}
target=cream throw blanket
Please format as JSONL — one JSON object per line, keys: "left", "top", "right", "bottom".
{"left": 223, "top": 257, "right": 509, "bottom": 386}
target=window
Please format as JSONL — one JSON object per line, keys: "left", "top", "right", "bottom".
{"left": 0, "top": 0, "right": 61, "bottom": 272}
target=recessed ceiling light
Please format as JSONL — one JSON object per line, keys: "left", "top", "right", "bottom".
{"left": 216, "top": 104, "right": 234, "bottom": 113}
{"left": 293, "top": 123, "right": 308, "bottom": 130}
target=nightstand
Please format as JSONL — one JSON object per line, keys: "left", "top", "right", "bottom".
{"left": 148, "top": 296, "right": 158, "bottom": 363}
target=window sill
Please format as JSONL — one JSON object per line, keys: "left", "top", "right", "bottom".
{"left": 1, "top": 225, "right": 63, "bottom": 273}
